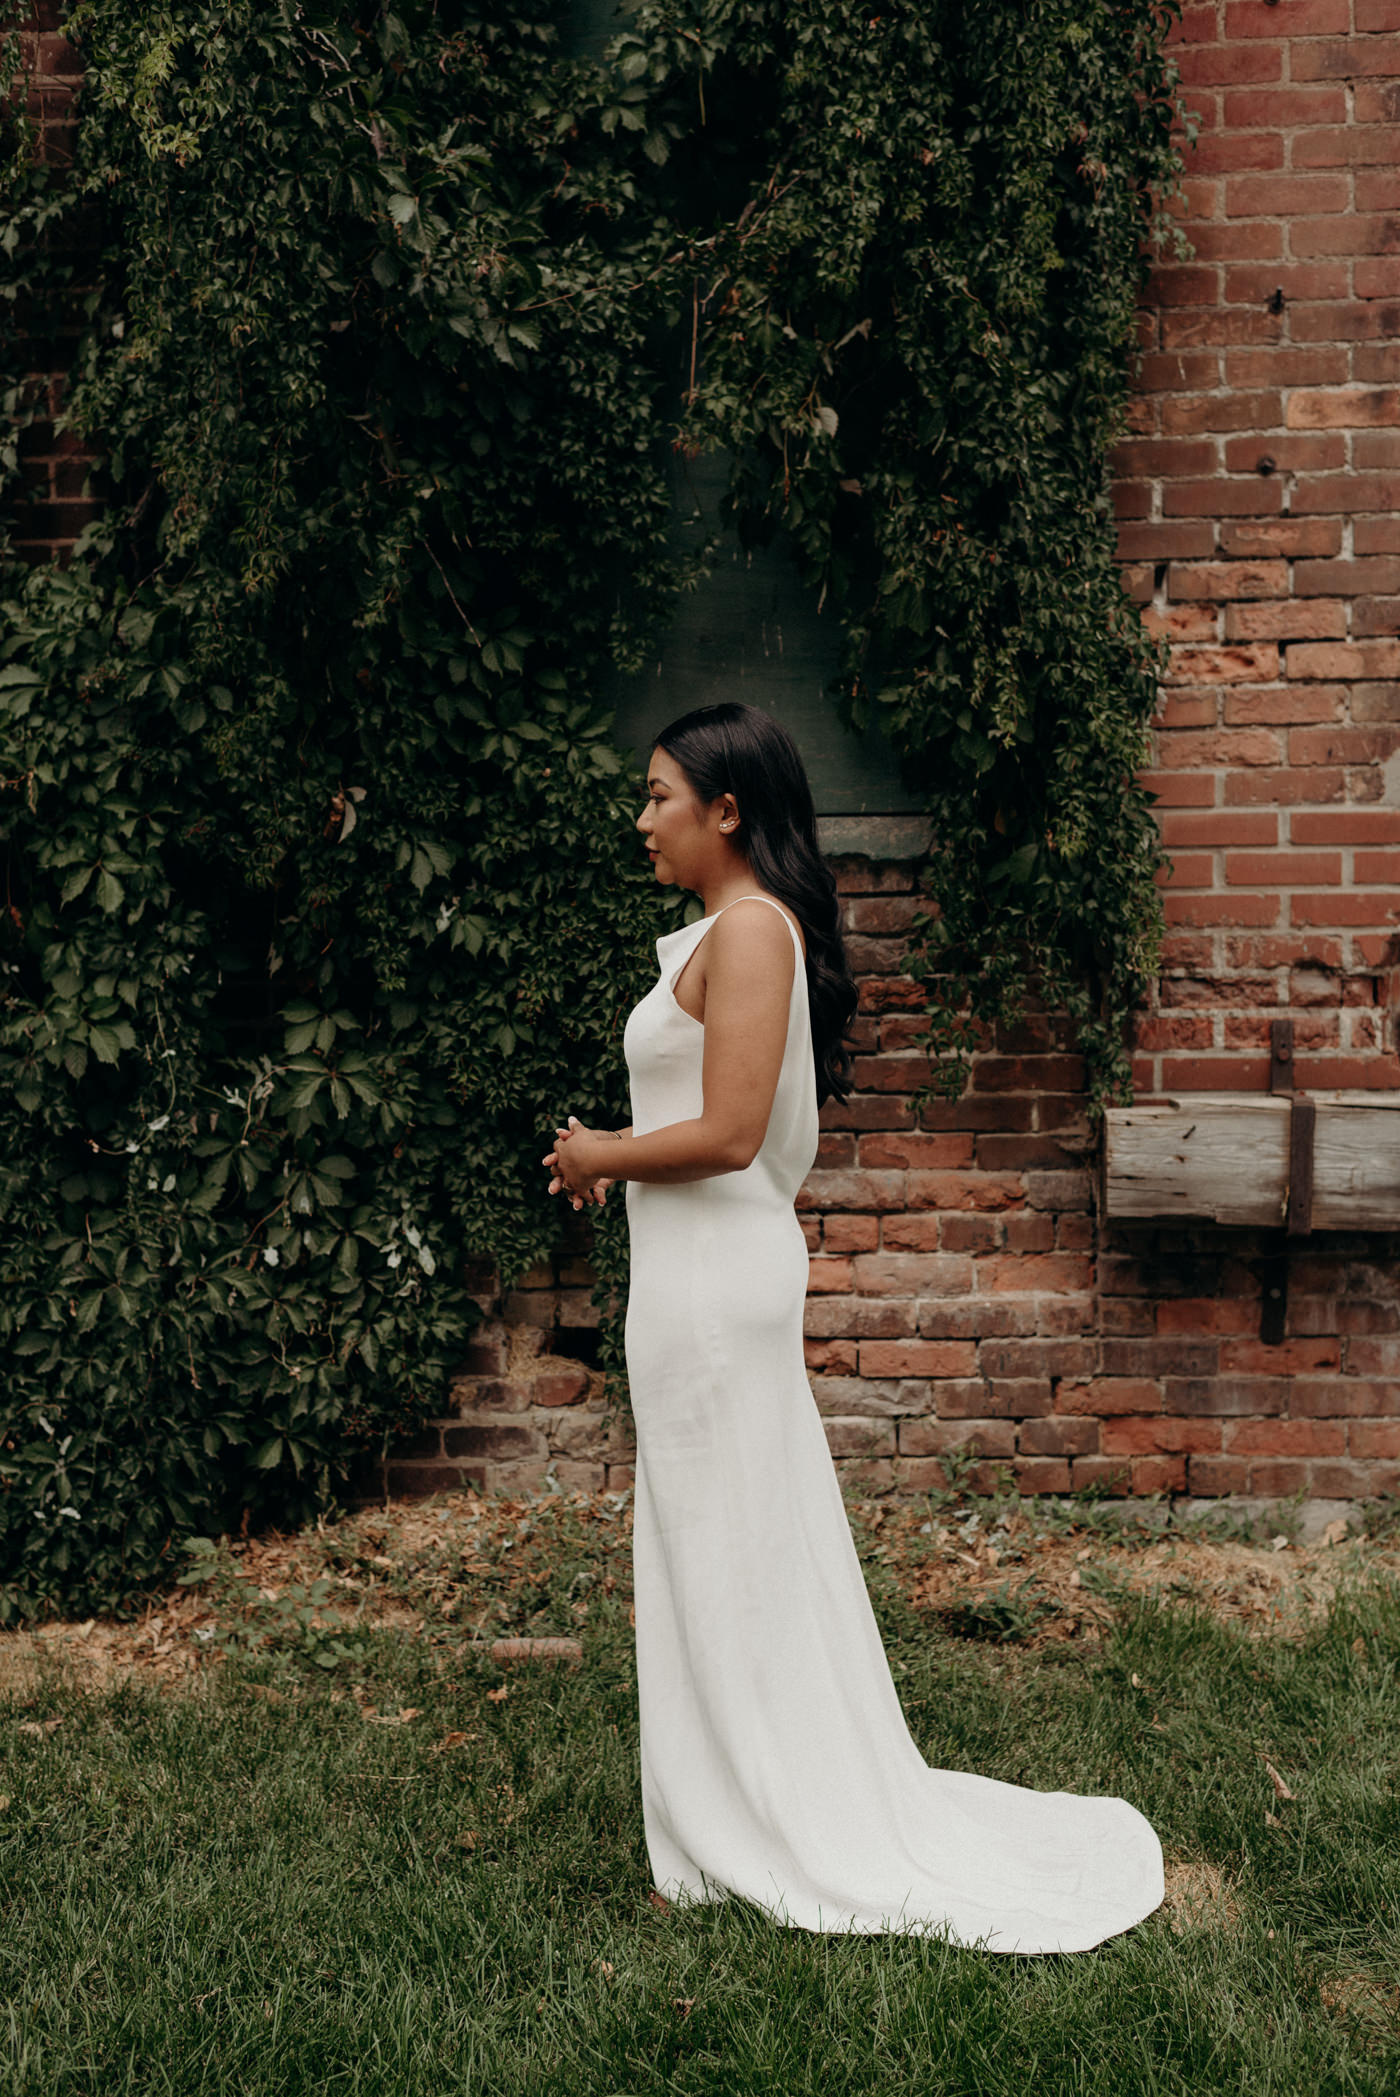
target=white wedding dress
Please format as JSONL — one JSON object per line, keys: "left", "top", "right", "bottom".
{"left": 622, "top": 892, "right": 1164, "bottom": 1953}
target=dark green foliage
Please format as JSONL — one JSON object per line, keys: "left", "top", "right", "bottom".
{"left": 0, "top": 0, "right": 1183, "bottom": 1615}
{"left": 666, "top": 0, "right": 1186, "bottom": 1098}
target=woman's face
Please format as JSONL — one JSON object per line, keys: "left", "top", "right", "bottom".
{"left": 636, "top": 745, "right": 735, "bottom": 888}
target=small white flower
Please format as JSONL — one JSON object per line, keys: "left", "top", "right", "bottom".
{"left": 385, "top": 1249, "right": 402, "bottom": 1269}
{"left": 148, "top": 1113, "right": 169, "bottom": 1132}
{"left": 263, "top": 1246, "right": 280, "bottom": 1267}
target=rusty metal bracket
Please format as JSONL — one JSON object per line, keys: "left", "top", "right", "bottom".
{"left": 1260, "top": 1020, "right": 1315, "bottom": 1343}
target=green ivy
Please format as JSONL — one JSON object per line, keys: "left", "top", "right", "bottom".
{"left": 0, "top": 0, "right": 1183, "bottom": 1617}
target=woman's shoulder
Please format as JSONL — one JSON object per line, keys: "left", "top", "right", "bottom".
{"left": 712, "top": 893, "right": 806, "bottom": 961}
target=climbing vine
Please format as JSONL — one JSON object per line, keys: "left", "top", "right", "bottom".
{"left": 0, "top": 0, "right": 1184, "bottom": 1614}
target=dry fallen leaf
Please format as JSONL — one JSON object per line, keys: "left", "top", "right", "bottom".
{"left": 1265, "top": 1809, "right": 1280, "bottom": 1827}
{"left": 1131, "top": 1673, "right": 1145, "bottom": 1690}
{"left": 673, "top": 1997, "right": 696, "bottom": 2017}
{"left": 648, "top": 1890, "right": 671, "bottom": 1915}
{"left": 596, "top": 1960, "right": 615, "bottom": 1979}
{"left": 16, "top": 1718, "right": 62, "bottom": 1736}
{"left": 1320, "top": 1517, "right": 1349, "bottom": 1548}
{"left": 1263, "top": 1758, "right": 1296, "bottom": 1801}
{"left": 0, "top": 1795, "right": 9, "bottom": 1812}
{"left": 429, "top": 1730, "right": 477, "bottom": 1754}
{"left": 458, "top": 1831, "right": 478, "bottom": 1852}
{"left": 361, "top": 1705, "right": 421, "bottom": 1726}
{"left": 486, "top": 1686, "right": 508, "bottom": 1705}
{"left": 1270, "top": 1536, "right": 1289, "bottom": 1554}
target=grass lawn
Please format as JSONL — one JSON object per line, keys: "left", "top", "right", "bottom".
{"left": 3, "top": 1486, "right": 1400, "bottom": 2095}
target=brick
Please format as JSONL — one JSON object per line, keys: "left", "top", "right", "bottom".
{"left": 1225, "top": 684, "right": 1346, "bottom": 724}
{"left": 1292, "top": 123, "right": 1400, "bottom": 167}
{"left": 1223, "top": 87, "right": 1347, "bottom": 127}
{"left": 1349, "top": 1422, "right": 1400, "bottom": 1459}
{"left": 1165, "top": 1376, "right": 1288, "bottom": 1417}
{"left": 1290, "top": 722, "right": 1400, "bottom": 761}
{"left": 1225, "top": 0, "right": 1351, "bottom": 30}
{"left": 1224, "top": 432, "right": 1345, "bottom": 473}
{"left": 1013, "top": 1457, "right": 1075, "bottom": 1495}
{"left": 858, "top": 1339, "right": 978, "bottom": 1377}
{"left": 804, "top": 1339, "right": 860, "bottom": 1374}
{"left": 1117, "top": 522, "right": 1218, "bottom": 561}
{"left": 1292, "top": 890, "right": 1400, "bottom": 930}
{"left": 903, "top": 1172, "right": 1024, "bottom": 1213}
{"left": 1164, "top": 478, "right": 1283, "bottom": 517}
{"left": 1169, "top": 559, "right": 1288, "bottom": 601}
{"left": 802, "top": 1298, "right": 917, "bottom": 1339}
{"left": 807, "top": 1256, "right": 855, "bottom": 1294}
{"left": 533, "top": 1364, "right": 591, "bottom": 1408}
{"left": 1164, "top": 895, "right": 1281, "bottom": 930}
{"left": 1018, "top": 1417, "right": 1100, "bottom": 1458}
{"left": 975, "top": 1253, "right": 1094, "bottom": 1294}
{"left": 1227, "top": 348, "right": 1350, "bottom": 389}
{"left": 898, "top": 1418, "right": 1017, "bottom": 1459}
{"left": 822, "top": 1417, "right": 897, "bottom": 1460}
{"left": 1111, "top": 436, "right": 1220, "bottom": 476}
{"left": 1224, "top": 764, "right": 1346, "bottom": 803}
{"left": 1160, "top": 810, "right": 1277, "bottom": 846}
{"left": 1184, "top": 1455, "right": 1253, "bottom": 1494}
{"left": 1101, "top": 1417, "right": 1223, "bottom": 1456}
{"left": 1225, "top": 1418, "right": 1346, "bottom": 1457}
{"left": 1293, "top": 35, "right": 1400, "bottom": 79}
{"left": 1296, "top": 557, "right": 1400, "bottom": 596}
{"left": 1355, "top": 849, "right": 1400, "bottom": 881}
{"left": 1225, "top": 849, "right": 1341, "bottom": 885}
{"left": 1289, "top": 386, "right": 1400, "bottom": 430}
{"left": 1162, "top": 309, "right": 1282, "bottom": 352}
{"left": 1161, "top": 394, "right": 1273, "bottom": 440}
{"left": 822, "top": 1214, "right": 880, "bottom": 1252}
{"left": 1357, "top": 260, "right": 1400, "bottom": 299}
{"left": 810, "top": 1376, "right": 911, "bottom": 1419}
{"left": 1225, "top": 171, "right": 1349, "bottom": 216}
{"left": 441, "top": 1422, "right": 548, "bottom": 1460}
{"left": 797, "top": 1170, "right": 908, "bottom": 1212}
{"left": 1311, "top": 1461, "right": 1400, "bottom": 1497}
{"left": 1177, "top": 43, "right": 1283, "bottom": 86}
{"left": 851, "top": 1252, "right": 975, "bottom": 1295}
{"left": 1225, "top": 603, "right": 1346, "bottom": 643}
{"left": 1220, "top": 517, "right": 1341, "bottom": 557}
{"left": 878, "top": 1215, "right": 944, "bottom": 1252}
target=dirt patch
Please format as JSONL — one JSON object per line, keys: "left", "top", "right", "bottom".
{"left": 858, "top": 1499, "right": 1383, "bottom": 1649}
{"left": 1161, "top": 1857, "right": 1241, "bottom": 1935}
{"left": 0, "top": 1488, "right": 1389, "bottom": 1698}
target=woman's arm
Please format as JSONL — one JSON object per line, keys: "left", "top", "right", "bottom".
{"left": 551, "top": 904, "right": 796, "bottom": 1191}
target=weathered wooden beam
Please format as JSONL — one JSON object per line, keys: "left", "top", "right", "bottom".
{"left": 1102, "top": 1093, "right": 1400, "bottom": 1232}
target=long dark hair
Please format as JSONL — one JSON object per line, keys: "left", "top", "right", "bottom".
{"left": 650, "top": 702, "right": 860, "bottom": 1109}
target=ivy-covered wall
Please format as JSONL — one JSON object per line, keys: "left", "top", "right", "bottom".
{"left": 0, "top": 0, "right": 1184, "bottom": 1616}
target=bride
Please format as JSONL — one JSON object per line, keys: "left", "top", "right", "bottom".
{"left": 542, "top": 700, "right": 1163, "bottom": 1953}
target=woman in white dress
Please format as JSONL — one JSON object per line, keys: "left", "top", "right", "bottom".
{"left": 542, "top": 701, "right": 1163, "bottom": 1953}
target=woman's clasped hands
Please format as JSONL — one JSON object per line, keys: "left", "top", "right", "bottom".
{"left": 542, "top": 1115, "right": 626, "bottom": 1211}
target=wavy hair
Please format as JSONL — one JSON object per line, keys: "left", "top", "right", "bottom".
{"left": 649, "top": 702, "right": 861, "bottom": 1108}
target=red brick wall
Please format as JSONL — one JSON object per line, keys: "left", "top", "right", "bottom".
{"left": 1118, "top": 0, "right": 1400, "bottom": 1099}
{"left": 7, "top": 5, "right": 1399, "bottom": 1507}
{"left": 4, "top": 3, "right": 93, "bottom": 566}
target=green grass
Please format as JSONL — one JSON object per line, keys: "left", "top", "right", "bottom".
{"left": 4, "top": 1498, "right": 1400, "bottom": 2095}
